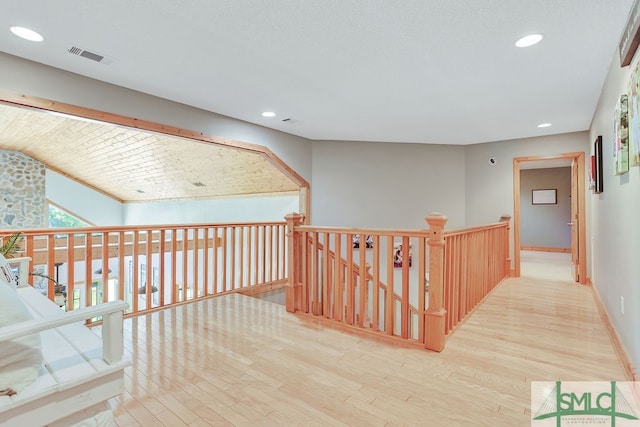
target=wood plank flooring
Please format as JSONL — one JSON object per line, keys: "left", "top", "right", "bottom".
{"left": 104, "top": 258, "right": 626, "bottom": 426}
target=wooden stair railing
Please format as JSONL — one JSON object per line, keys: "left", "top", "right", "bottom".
{"left": 285, "top": 214, "right": 430, "bottom": 345}
{"left": 0, "top": 221, "right": 288, "bottom": 320}
{"left": 285, "top": 213, "right": 510, "bottom": 352}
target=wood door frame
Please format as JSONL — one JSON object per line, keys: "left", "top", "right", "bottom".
{"left": 513, "top": 152, "right": 587, "bottom": 283}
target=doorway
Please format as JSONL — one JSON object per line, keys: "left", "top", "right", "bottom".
{"left": 513, "top": 152, "right": 587, "bottom": 284}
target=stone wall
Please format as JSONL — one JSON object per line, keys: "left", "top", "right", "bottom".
{"left": 0, "top": 150, "right": 46, "bottom": 228}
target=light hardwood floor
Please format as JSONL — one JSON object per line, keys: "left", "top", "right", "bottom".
{"left": 104, "top": 254, "right": 627, "bottom": 426}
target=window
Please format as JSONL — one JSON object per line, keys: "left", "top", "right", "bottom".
{"left": 48, "top": 203, "right": 90, "bottom": 227}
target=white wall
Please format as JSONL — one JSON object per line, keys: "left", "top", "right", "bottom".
{"left": 311, "top": 140, "right": 466, "bottom": 229}
{"left": 46, "top": 170, "right": 298, "bottom": 226}
{"left": 0, "top": 52, "right": 312, "bottom": 185}
{"left": 590, "top": 51, "right": 640, "bottom": 372}
{"left": 46, "top": 170, "right": 124, "bottom": 225}
{"left": 520, "top": 168, "right": 572, "bottom": 249}
{"left": 123, "top": 194, "right": 299, "bottom": 225}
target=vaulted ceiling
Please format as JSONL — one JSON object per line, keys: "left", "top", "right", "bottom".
{"left": 0, "top": 102, "right": 301, "bottom": 202}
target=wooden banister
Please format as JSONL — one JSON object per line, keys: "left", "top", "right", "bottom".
{"left": 285, "top": 213, "right": 305, "bottom": 312}
{"left": 425, "top": 213, "right": 447, "bottom": 352}
{"left": 0, "top": 221, "right": 288, "bottom": 320}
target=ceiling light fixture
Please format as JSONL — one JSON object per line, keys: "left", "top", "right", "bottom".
{"left": 261, "top": 111, "right": 276, "bottom": 118}
{"left": 10, "top": 26, "right": 44, "bottom": 42}
{"left": 515, "top": 34, "right": 543, "bottom": 48}
{"left": 537, "top": 123, "right": 552, "bottom": 128}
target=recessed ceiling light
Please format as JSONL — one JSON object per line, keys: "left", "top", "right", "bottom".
{"left": 537, "top": 123, "right": 552, "bottom": 128}
{"left": 515, "top": 34, "right": 543, "bottom": 48}
{"left": 262, "top": 111, "right": 276, "bottom": 118}
{"left": 10, "top": 26, "right": 44, "bottom": 42}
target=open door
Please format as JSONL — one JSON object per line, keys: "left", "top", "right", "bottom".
{"left": 513, "top": 152, "right": 587, "bottom": 283}
{"left": 570, "top": 159, "right": 579, "bottom": 281}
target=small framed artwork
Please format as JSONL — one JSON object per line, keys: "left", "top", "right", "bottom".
{"left": 352, "top": 234, "right": 373, "bottom": 249}
{"left": 594, "top": 135, "right": 604, "bottom": 194}
{"left": 532, "top": 189, "right": 557, "bottom": 205}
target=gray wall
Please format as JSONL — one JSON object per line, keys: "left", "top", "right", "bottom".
{"left": 464, "top": 132, "right": 589, "bottom": 227}
{"left": 464, "top": 132, "right": 590, "bottom": 267}
{"left": 311, "top": 140, "right": 466, "bottom": 229}
{"left": 520, "top": 168, "right": 571, "bottom": 249}
{"left": 590, "top": 50, "right": 640, "bottom": 373}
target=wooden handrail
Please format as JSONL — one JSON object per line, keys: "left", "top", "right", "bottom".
{"left": 0, "top": 221, "right": 286, "bottom": 235}
{"left": 298, "top": 225, "right": 429, "bottom": 238}
{"left": 443, "top": 222, "right": 507, "bottom": 238}
{"left": 0, "top": 221, "right": 288, "bottom": 320}
{"left": 286, "top": 212, "right": 510, "bottom": 353}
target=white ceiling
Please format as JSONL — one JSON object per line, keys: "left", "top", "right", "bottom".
{"left": 0, "top": 1, "right": 635, "bottom": 145}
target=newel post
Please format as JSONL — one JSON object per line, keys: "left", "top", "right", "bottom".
{"left": 285, "top": 212, "right": 304, "bottom": 313}
{"left": 425, "top": 213, "right": 447, "bottom": 352}
{"left": 499, "top": 215, "right": 511, "bottom": 277}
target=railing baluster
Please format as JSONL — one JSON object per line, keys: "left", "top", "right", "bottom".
{"left": 170, "top": 229, "right": 177, "bottom": 304}
{"left": 385, "top": 235, "right": 394, "bottom": 336}
{"left": 102, "top": 231, "right": 109, "bottom": 303}
{"left": 229, "top": 227, "right": 236, "bottom": 290}
{"left": 372, "top": 235, "right": 380, "bottom": 332}
{"left": 418, "top": 235, "right": 426, "bottom": 344}
{"left": 301, "top": 230, "right": 308, "bottom": 313}
{"left": 202, "top": 227, "right": 209, "bottom": 296}
{"left": 401, "top": 235, "right": 410, "bottom": 339}
{"left": 47, "top": 234, "right": 55, "bottom": 300}
{"left": 322, "top": 232, "right": 330, "bottom": 318}
{"left": 68, "top": 233, "right": 76, "bottom": 312}
{"left": 159, "top": 229, "right": 166, "bottom": 306}
{"left": 132, "top": 231, "right": 139, "bottom": 313}
{"left": 246, "top": 226, "right": 253, "bottom": 286}
{"left": 260, "top": 226, "right": 269, "bottom": 283}
{"left": 194, "top": 227, "right": 200, "bottom": 298}
{"left": 358, "top": 233, "right": 366, "bottom": 328}
{"left": 239, "top": 226, "right": 244, "bottom": 288}
{"left": 146, "top": 230, "right": 153, "bottom": 308}
{"left": 346, "top": 233, "right": 354, "bottom": 325}
{"left": 212, "top": 227, "right": 218, "bottom": 295}
{"left": 182, "top": 228, "right": 189, "bottom": 301}
{"left": 85, "top": 233, "right": 93, "bottom": 309}
{"left": 221, "top": 227, "right": 227, "bottom": 293}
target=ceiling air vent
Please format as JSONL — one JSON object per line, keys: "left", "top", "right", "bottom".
{"left": 67, "top": 46, "right": 114, "bottom": 64}
{"left": 281, "top": 117, "right": 302, "bottom": 125}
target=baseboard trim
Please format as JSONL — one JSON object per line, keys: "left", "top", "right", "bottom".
{"left": 589, "top": 277, "right": 639, "bottom": 381}
{"left": 238, "top": 281, "right": 286, "bottom": 296}
{"left": 520, "top": 246, "right": 571, "bottom": 253}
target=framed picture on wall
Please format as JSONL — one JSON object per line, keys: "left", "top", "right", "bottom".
{"left": 594, "top": 135, "right": 604, "bottom": 194}
{"left": 531, "top": 189, "right": 557, "bottom": 205}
